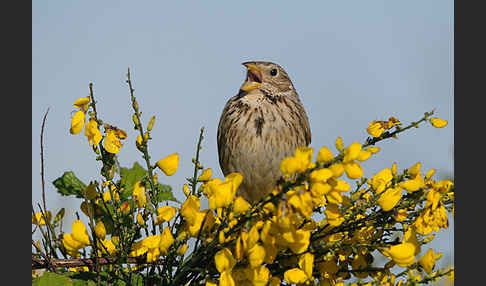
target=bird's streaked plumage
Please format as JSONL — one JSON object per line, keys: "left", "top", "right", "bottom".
{"left": 217, "top": 61, "right": 311, "bottom": 202}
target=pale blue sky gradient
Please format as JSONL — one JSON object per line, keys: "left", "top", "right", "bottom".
{"left": 32, "top": 0, "right": 454, "bottom": 271}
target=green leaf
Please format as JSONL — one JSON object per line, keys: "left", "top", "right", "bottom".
{"left": 65, "top": 272, "right": 98, "bottom": 286}
{"left": 119, "top": 162, "right": 148, "bottom": 199}
{"left": 71, "top": 278, "right": 96, "bottom": 286}
{"left": 130, "top": 273, "right": 144, "bottom": 286}
{"left": 52, "top": 171, "right": 87, "bottom": 199}
{"left": 33, "top": 272, "right": 74, "bottom": 286}
{"left": 156, "top": 183, "right": 178, "bottom": 202}
{"left": 119, "top": 162, "right": 177, "bottom": 202}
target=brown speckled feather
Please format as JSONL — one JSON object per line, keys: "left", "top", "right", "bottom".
{"left": 217, "top": 61, "right": 311, "bottom": 202}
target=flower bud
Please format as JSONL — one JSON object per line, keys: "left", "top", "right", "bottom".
{"left": 147, "top": 116, "right": 155, "bottom": 131}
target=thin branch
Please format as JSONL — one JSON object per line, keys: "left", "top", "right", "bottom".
{"left": 190, "top": 127, "right": 205, "bottom": 195}
{"left": 32, "top": 256, "right": 155, "bottom": 270}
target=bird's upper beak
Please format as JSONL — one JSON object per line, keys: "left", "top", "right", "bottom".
{"left": 240, "top": 62, "right": 262, "bottom": 92}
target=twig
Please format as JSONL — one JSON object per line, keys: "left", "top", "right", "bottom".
{"left": 190, "top": 127, "right": 205, "bottom": 195}
{"left": 32, "top": 256, "right": 155, "bottom": 269}
{"left": 32, "top": 239, "right": 57, "bottom": 273}
{"left": 126, "top": 68, "right": 158, "bottom": 234}
{"left": 39, "top": 108, "right": 56, "bottom": 258}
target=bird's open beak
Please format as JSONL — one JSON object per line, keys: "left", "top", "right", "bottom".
{"left": 240, "top": 63, "right": 262, "bottom": 91}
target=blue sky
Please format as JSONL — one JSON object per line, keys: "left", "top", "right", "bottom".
{"left": 33, "top": 0, "right": 453, "bottom": 269}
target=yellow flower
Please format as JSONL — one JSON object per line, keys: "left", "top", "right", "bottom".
{"left": 63, "top": 233, "right": 83, "bottom": 256}
{"left": 103, "top": 188, "right": 120, "bottom": 202}
{"left": 330, "top": 179, "right": 351, "bottom": 192}
{"left": 377, "top": 187, "right": 402, "bottom": 211}
{"left": 187, "top": 210, "right": 214, "bottom": 237}
{"left": 400, "top": 178, "right": 424, "bottom": 193}
{"left": 68, "top": 266, "right": 89, "bottom": 272}
{"left": 294, "top": 146, "right": 314, "bottom": 172}
{"left": 284, "top": 268, "right": 308, "bottom": 284}
{"left": 225, "top": 172, "right": 243, "bottom": 194}
{"left": 281, "top": 229, "right": 311, "bottom": 254}
{"left": 344, "top": 161, "right": 363, "bottom": 179}
{"left": 288, "top": 191, "right": 313, "bottom": 218}
{"left": 137, "top": 213, "right": 145, "bottom": 225}
{"left": 135, "top": 132, "right": 149, "bottom": 151}
{"left": 84, "top": 118, "right": 102, "bottom": 146}
{"left": 147, "top": 116, "right": 156, "bottom": 131}
{"left": 72, "top": 220, "right": 91, "bottom": 246}
{"left": 369, "top": 168, "right": 393, "bottom": 193}
{"left": 141, "top": 235, "right": 161, "bottom": 263}
{"left": 425, "top": 169, "right": 436, "bottom": 180}
{"left": 247, "top": 224, "right": 261, "bottom": 249}
{"left": 395, "top": 209, "right": 408, "bottom": 222}
{"left": 403, "top": 228, "right": 421, "bottom": 255}
{"left": 324, "top": 203, "right": 345, "bottom": 227}
{"left": 381, "top": 242, "right": 416, "bottom": 267}
{"left": 143, "top": 234, "right": 161, "bottom": 249}
{"left": 180, "top": 195, "right": 200, "bottom": 225}
{"left": 309, "top": 168, "right": 333, "bottom": 183}
{"left": 159, "top": 227, "right": 175, "bottom": 255}
{"left": 219, "top": 271, "right": 236, "bottom": 286}
{"left": 332, "top": 138, "right": 343, "bottom": 154}
{"left": 387, "top": 117, "right": 401, "bottom": 128}
{"left": 316, "top": 146, "right": 334, "bottom": 164}
{"left": 298, "top": 252, "right": 314, "bottom": 279}
{"left": 429, "top": 118, "right": 448, "bottom": 128}
{"left": 73, "top": 96, "right": 90, "bottom": 111}
{"left": 156, "top": 153, "right": 179, "bottom": 176}
{"left": 434, "top": 180, "right": 454, "bottom": 194}
{"left": 425, "top": 189, "right": 441, "bottom": 211}
{"left": 99, "top": 238, "right": 117, "bottom": 255}
{"left": 356, "top": 150, "right": 372, "bottom": 162}
{"left": 130, "top": 240, "right": 148, "bottom": 257}
{"left": 208, "top": 181, "right": 235, "bottom": 210}
{"left": 248, "top": 265, "right": 271, "bottom": 286}
{"left": 391, "top": 162, "right": 398, "bottom": 177}
{"left": 367, "top": 121, "right": 385, "bottom": 138}
{"left": 329, "top": 163, "right": 344, "bottom": 178}
{"left": 366, "top": 146, "right": 381, "bottom": 154}
{"left": 32, "top": 211, "right": 51, "bottom": 225}
{"left": 156, "top": 206, "right": 177, "bottom": 224}
{"left": 104, "top": 129, "right": 123, "bottom": 154}
{"left": 343, "top": 142, "right": 362, "bottom": 162}
{"left": 198, "top": 168, "right": 213, "bottom": 182}
{"left": 310, "top": 182, "right": 332, "bottom": 197}
{"left": 280, "top": 156, "right": 301, "bottom": 176}
{"left": 94, "top": 221, "right": 106, "bottom": 240}
{"left": 248, "top": 244, "right": 266, "bottom": 268}
{"left": 419, "top": 248, "right": 442, "bottom": 274}
{"left": 182, "top": 184, "right": 191, "bottom": 197}
{"left": 408, "top": 162, "right": 421, "bottom": 178}
{"left": 132, "top": 181, "right": 146, "bottom": 208}
{"left": 132, "top": 114, "right": 139, "bottom": 126}
{"left": 177, "top": 243, "right": 188, "bottom": 256}
{"left": 70, "top": 110, "right": 86, "bottom": 135}
{"left": 233, "top": 196, "right": 251, "bottom": 214}
{"left": 214, "top": 248, "right": 236, "bottom": 273}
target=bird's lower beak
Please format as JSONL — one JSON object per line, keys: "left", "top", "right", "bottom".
{"left": 240, "top": 63, "right": 262, "bottom": 91}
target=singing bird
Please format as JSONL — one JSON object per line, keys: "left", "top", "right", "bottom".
{"left": 217, "top": 61, "right": 311, "bottom": 203}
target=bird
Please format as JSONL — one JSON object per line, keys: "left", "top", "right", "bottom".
{"left": 217, "top": 61, "right": 311, "bottom": 203}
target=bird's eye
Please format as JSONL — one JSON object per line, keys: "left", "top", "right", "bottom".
{"left": 270, "top": 68, "right": 278, "bottom": 76}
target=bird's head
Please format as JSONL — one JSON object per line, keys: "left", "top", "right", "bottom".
{"left": 239, "top": 61, "right": 295, "bottom": 94}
